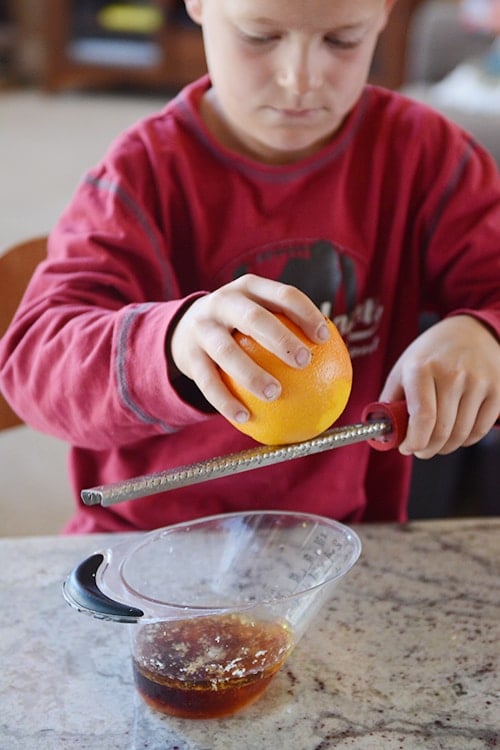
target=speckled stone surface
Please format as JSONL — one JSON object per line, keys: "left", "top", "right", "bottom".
{"left": 1, "top": 519, "right": 499, "bottom": 749}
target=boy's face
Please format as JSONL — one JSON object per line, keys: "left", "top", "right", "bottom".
{"left": 186, "top": 0, "right": 394, "bottom": 164}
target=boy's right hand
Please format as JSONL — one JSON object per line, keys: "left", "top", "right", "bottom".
{"left": 379, "top": 315, "right": 500, "bottom": 459}
{"left": 169, "top": 275, "right": 330, "bottom": 424}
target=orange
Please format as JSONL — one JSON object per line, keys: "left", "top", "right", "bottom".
{"left": 220, "top": 314, "right": 352, "bottom": 445}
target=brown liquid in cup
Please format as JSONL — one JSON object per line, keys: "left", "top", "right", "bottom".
{"left": 133, "top": 613, "right": 293, "bottom": 719}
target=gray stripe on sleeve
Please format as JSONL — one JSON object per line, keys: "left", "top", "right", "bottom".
{"left": 84, "top": 174, "right": 174, "bottom": 299}
{"left": 116, "top": 303, "right": 177, "bottom": 433}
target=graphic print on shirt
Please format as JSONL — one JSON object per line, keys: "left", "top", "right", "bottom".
{"left": 233, "top": 238, "right": 382, "bottom": 359}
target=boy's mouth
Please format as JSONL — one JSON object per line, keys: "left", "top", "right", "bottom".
{"left": 283, "top": 109, "right": 316, "bottom": 116}
{"left": 272, "top": 106, "right": 325, "bottom": 120}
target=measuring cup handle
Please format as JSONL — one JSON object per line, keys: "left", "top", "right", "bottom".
{"left": 62, "top": 553, "right": 144, "bottom": 623}
{"left": 361, "top": 400, "right": 409, "bottom": 452}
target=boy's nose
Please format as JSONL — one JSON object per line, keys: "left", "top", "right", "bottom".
{"left": 276, "top": 43, "right": 323, "bottom": 96}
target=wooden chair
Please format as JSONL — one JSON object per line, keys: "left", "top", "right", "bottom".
{"left": 0, "top": 236, "right": 47, "bottom": 430}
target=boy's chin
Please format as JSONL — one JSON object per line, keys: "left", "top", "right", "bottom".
{"left": 255, "top": 133, "right": 336, "bottom": 165}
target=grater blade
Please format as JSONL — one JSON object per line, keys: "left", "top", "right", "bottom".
{"left": 81, "top": 418, "right": 392, "bottom": 507}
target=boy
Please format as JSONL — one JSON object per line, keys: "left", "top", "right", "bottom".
{"left": 0, "top": 0, "right": 499, "bottom": 533}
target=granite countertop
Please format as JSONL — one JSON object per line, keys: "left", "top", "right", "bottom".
{"left": 1, "top": 518, "right": 499, "bottom": 749}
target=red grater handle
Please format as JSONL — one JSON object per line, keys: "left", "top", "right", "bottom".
{"left": 362, "top": 401, "right": 500, "bottom": 452}
{"left": 361, "top": 400, "right": 409, "bottom": 452}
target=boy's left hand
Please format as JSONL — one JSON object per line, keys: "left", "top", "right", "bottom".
{"left": 379, "top": 315, "right": 500, "bottom": 458}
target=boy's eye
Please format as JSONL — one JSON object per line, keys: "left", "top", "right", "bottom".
{"left": 240, "top": 32, "right": 280, "bottom": 45}
{"left": 324, "top": 36, "right": 360, "bottom": 50}
{"left": 237, "top": 28, "right": 362, "bottom": 49}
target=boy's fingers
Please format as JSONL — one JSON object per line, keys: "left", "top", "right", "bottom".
{"left": 188, "top": 353, "right": 252, "bottom": 423}
{"left": 236, "top": 274, "right": 328, "bottom": 343}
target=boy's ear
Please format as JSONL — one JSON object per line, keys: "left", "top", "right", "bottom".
{"left": 184, "top": 0, "right": 203, "bottom": 25}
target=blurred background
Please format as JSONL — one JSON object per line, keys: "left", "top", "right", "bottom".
{"left": 0, "top": 0, "right": 499, "bottom": 535}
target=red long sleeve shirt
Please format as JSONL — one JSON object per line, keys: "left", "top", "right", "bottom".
{"left": 1, "top": 77, "right": 499, "bottom": 533}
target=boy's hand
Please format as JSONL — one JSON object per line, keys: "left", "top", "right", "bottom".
{"left": 169, "top": 275, "right": 330, "bottom": 424}
{"left": 380, "top": 315, "right": 500, "bottom": 458}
